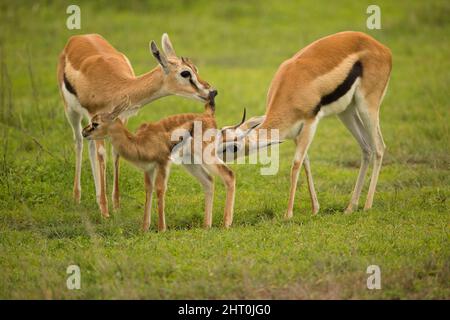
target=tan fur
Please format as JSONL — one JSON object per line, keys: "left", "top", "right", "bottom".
{"left": 58, "top": 33, "right": 216, "bottom": 217}
{"left": 221, "top": 31, "right": 392, "bottom": 216}
{"left": 82, "top": 102, "right": 235, "bottom": 231}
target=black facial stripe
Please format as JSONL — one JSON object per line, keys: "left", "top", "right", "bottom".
{"left": 314, "top": 60, "right": 363, "bottom": 115}
{"left": 189, "top": 78, "right": 198, "bottom": 90}
{"left": 63, "top": 73, "right": 77, "bottom": 96}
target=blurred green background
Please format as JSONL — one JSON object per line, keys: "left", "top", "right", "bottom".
{"left": 0, "top": 0, "right": 448, "bottom": 299}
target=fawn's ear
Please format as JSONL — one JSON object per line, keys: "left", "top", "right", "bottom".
{"left": 107, "top": 96, "right": 131, "bottom": 121}
{"left": 161, "top": 33, "right": 177, "bottom": 58}
{"left": 150, "top": 40, "right": 169, "bottom": 73}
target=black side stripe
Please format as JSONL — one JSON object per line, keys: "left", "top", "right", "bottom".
{"left": 63, "top": 73, "right": 77, "bottom": 96}
{"left": 314, "top": 60, "right": 363, "bottom": 115}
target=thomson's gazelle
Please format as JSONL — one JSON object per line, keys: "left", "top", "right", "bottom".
{"left": 57, "top": 33, "right": 217, "bottom": 217}
{"left": 218, "top": 31, "right": 392, "bottom": 217}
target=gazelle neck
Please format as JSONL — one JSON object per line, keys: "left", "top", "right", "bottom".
{"left": 123, "top": 66, "right": 168, "bottom": 107}
{"left": 106, "top": 120, "right": 138, "bottom": 161}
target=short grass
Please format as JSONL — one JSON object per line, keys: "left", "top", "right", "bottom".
{"left": 0, "top": 0, "right": 449, "bottom": 299}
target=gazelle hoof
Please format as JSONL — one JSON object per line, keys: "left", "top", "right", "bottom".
{"left": 312, "top": 206, "right": 320, "bottom": 215}
{"left": 73, "top": 189, "right": 81, "bottom": 204}
{"left": 284, "top": 211, "right": 293, "bottom": 220}
{"left": 113, "top": 202, "right": 120, "bottom": 211}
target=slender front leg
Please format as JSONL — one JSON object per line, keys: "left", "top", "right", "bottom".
{"left": 303, "top": 154, "right": 320, "bottom": 215}
{"left": 112, "top": 147, "right": 120, "bottom": 211}
{"left": 155, "top": 164, "right": 169, "bottom": 232}
{"left": 95, "top": 140, "right": 109, "bottom": 217}
{"left": 286, "top": 120, "right": 318, "bottom": 219}
{"left": 143, "top": 169, "right": 155, "bottom": 231}
{"left": 65, "top": 108, "right": 83, "bottom": 203}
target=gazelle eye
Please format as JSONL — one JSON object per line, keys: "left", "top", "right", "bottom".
{"left": 180, "top": 71, "right": 191, "bottom": 78}
{"left": 92, "top": 122, "right": 99, "bottom": 129}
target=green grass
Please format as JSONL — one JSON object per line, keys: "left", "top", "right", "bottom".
{"left": 0, "top": 0, "right": 449, "bottom": 299}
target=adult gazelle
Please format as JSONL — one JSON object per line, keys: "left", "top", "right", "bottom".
{"left": 57, "top": 33, "right": 217, "bottom": 217}
{"left": 218, "top": 31, "right": 392, "bottom": 217}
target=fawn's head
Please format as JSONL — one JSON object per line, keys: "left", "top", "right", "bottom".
{"left": 150, "top": 33, "right": 218, "bottom": 106}
{"left": 82, "top": 97, "right": 130, "bottom": 140}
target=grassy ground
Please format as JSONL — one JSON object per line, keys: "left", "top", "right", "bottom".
{"left": 0, "top": 0, "right": 449, "bottom": 299}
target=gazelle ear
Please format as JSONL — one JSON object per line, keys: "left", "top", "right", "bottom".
{"left": 108, "top": 96, "right": 131, "bottom": 121}
{"left": 161, "top": 33, "right": 177, "bottom": 58}
{"left": 150, "top": 40, "right": 169, "bottom": 73}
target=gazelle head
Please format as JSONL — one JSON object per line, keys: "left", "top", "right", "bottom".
{"left": 150, "top": 33, "right": 218, "bottom": 106}
{"left": 216, "top": 111, "right": 268, "bottom": 161}
{"left": 82, "top": 97, "right": 131, "bottom": 140}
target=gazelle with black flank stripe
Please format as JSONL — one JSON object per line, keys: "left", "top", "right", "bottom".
{"left": 218, "top": 31, "right": 392, "bottom": 217}
{"left": 57, "top": 33, "right": 217, "bottom": 217}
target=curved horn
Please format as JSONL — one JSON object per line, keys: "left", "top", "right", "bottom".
{"left": 231, "top": 108, "right": 246, "bottom": 129}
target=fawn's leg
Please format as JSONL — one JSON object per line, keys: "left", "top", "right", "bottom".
{"left": 143, "top": 168, "right": 155, "bottom": 231}
{"left": 112, "top": 119, "right": 127, "bottom": 210}
{"left": 155, "top": 164, "right": 170, "bottom": 232}
{"left": 207, "top": 162, "right": 235, "bottom": 228}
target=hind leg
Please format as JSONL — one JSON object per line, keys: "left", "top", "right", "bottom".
{"left": 338, "top": 103, "right": 372, "bottom": 213}
{"left": 354, "top": 93, "right": 386, "bottom": 211}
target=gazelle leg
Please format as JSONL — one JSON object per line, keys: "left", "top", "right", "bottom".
{"left": 355, "top": 97, "right": 386, "bottom": 211}
{"left": 364, "top": 119, "right": 385, "bottom": 210}
{"left": 303, "top": 154, "right": 320, "bottom": 215}
{"left": 112, "top": 147, "right": 120, "bottom": 211}
{"left": 183, "top": 164, "right": 214, "bottom": 229}
{"left": 112, "top": 119, "right": 127, "bottom": 210}
{"left": 88, "top": 140, "right": 100, "bottom": 202}
{"left": 143, "top": 168, "right": 155, "bottom": 232}
{"left": 338, "top": 104, "right": 372, "bottom": 213}
{"left": 65, "top": 108, "right": 83, "bottom": 204}
{"left": 286, "top": 120, "right": 318, "bottom": 219}
{"left": 206, "top": 163, "right": 235, "bottom": 228}
{"left": 95, "top": 140, "right": 109, "bottom": 217}
{"left": 155, "top": 164, "right": 170, "bottom": 232}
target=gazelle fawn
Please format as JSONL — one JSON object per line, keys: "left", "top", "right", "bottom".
{"left": 57, "top": 33, "right": 217, "bottom": 217}
{"left": 82, "top": 98, "right": 235, "bottom": 232}
{"left": 218, "top": 31, "right": 392, "bottom": 217}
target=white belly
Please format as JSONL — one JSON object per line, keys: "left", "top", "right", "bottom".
{"left": 62, "top": 82, "right": 90, "bottom": 119}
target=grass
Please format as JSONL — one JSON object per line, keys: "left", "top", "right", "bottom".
{"left": 0, "top": 0, "right": 449, "bottom": 299}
